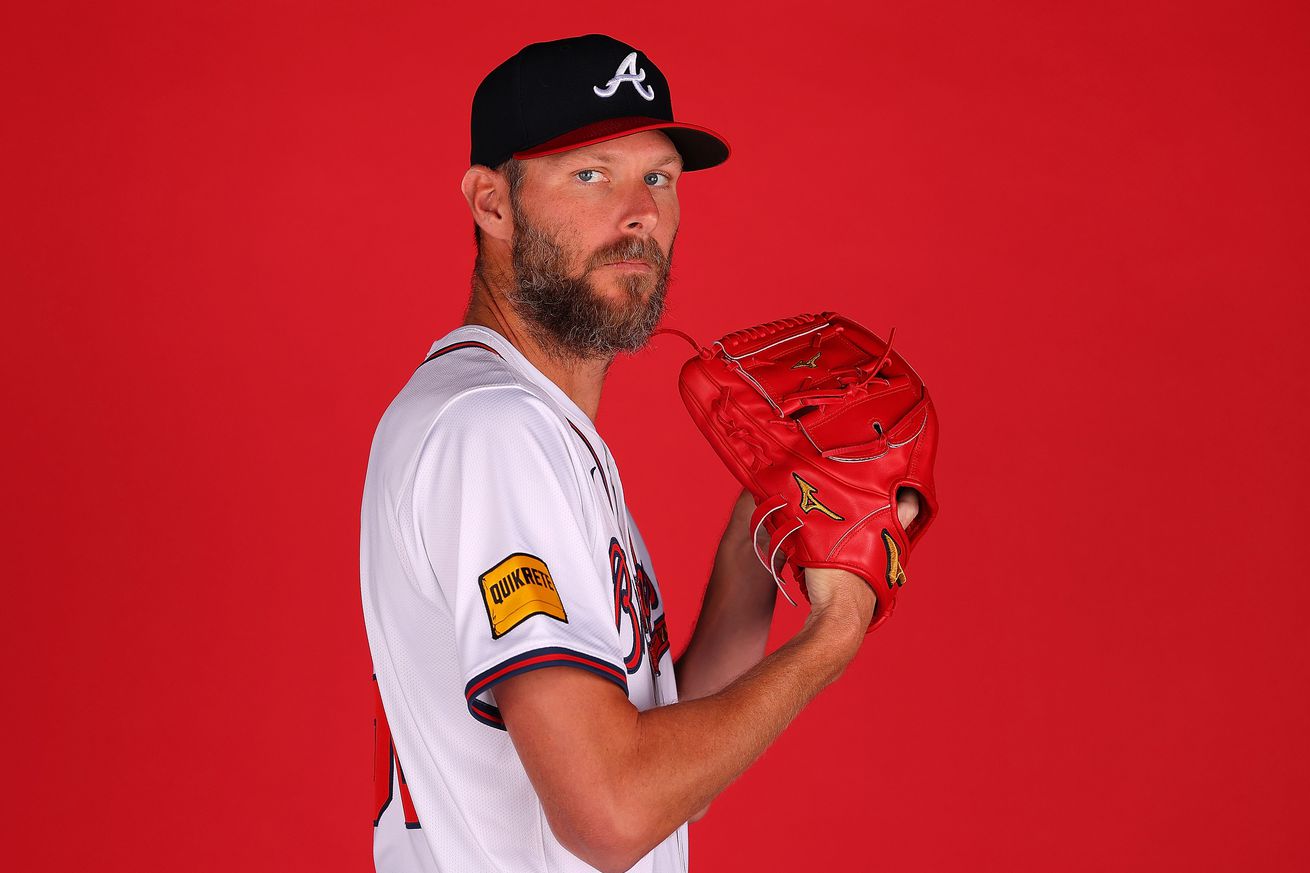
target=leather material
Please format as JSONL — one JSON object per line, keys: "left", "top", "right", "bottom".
{"left": 676, "top": 312, "right": 939, "bottom": 632}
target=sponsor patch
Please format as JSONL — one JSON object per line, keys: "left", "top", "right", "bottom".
{"left": 478, "top": 552, "right": 568, "bottom": 639}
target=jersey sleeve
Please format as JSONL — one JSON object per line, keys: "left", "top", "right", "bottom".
{"left": 414, "top": 387, "right": 627, "bottom": 729}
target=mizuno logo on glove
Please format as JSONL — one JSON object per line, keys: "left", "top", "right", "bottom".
{"left": 791, "top": 352, "right": 821, "bottom": 369}
{"left": 793, "top": 472, "right": 844, "bottom": 520}
{"left": 882, "top": 530, "right": 906, "bottom": 589}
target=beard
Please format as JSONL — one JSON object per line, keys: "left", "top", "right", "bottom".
{"left": 506, "top": 203, "right": 673, "bottom": 361}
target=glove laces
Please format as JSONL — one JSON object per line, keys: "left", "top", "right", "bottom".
{"left": 652, "top": 327, "right": 711, "bottom": 358}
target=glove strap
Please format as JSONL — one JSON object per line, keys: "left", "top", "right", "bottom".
{"left": 652, "top": 327, "right": 712, "bottom": 358}
{"left": 750, "top": 495, "right": 802, "bottom": 607}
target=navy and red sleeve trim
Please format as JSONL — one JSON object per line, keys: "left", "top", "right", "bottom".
{"left": 463, "top": 647, "right": 629, "bottom": 730}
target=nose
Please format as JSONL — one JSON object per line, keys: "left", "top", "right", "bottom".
{"left": 618, "top": 178, "right": 659, "bottom": 236}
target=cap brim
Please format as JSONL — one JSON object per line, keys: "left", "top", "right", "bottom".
{"left": 513, "top": 116, "right": 730, "bottom": 171}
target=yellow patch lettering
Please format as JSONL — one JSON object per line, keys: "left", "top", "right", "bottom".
{"left": 479, "top": 553, "right": 567, "bottom": 639}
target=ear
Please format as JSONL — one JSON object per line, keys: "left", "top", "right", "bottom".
{"left": 462, "top": 165, "right": 515, "bottom": 243}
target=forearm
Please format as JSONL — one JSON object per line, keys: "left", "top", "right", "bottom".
{"left": 500, "top": 572, "right": 875, "bottom": 873}
{"left": 675, "top": 498, "right": 779, "bottom": 700}
{"left": 611, "top": 602, "right": 866, "bottom": 866}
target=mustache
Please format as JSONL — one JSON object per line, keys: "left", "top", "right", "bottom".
{"left": 587, "top": 236, "right": 669, "bottom": 271}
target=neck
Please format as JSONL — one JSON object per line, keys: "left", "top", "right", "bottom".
{"left": 463, "top": 265, "right": 612, "bottom": 423}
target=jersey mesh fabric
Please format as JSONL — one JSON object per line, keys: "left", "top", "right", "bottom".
{"left": 361, "top": 325, "right": 686, "bottom": 873}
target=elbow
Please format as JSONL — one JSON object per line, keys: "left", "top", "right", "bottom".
{"left": 546, "top": 802, "right": 662, "bottom": 873}
{"left": 563, "top": 846, "right": 643, "bottom": 873}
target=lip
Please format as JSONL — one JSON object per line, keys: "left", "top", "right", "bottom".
{"left": 603, "top": 260, "right": 652, "bottom": 271}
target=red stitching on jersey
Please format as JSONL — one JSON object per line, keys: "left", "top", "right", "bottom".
{"left": 420, "top": 340, "right": 502, "bottom": 365}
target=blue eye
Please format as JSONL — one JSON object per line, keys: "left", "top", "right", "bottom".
{"left": 575, "top": 169, "right": 600, "bottom": 183}
{"left": 645, "top": 172, "right": 670, "bottom": 187}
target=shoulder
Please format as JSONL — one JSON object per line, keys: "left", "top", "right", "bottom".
{"left": 415, "top": 380, "right": 599, "bottom": 563}
{"left": 432, "top": 383, "right": 572, "bottom": 449}
{"left": 404, "top": 333, "right": 524, "bottom": 416}
{"left": 419, "top": 374, "right": 587, "bottom": 494}
{"left": 376, "top": 328, "right": 569, "bottom": 450}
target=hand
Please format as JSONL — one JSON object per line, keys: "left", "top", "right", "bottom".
{"left": 896, "top": 487, "right": 921, "bottom": 530}
{"left": 804, "top": 491, "right": 914, "bottom": 630}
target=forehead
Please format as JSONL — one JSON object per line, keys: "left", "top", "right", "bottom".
{"left": 533, "top": 130, "right": 682, "bottom": 167}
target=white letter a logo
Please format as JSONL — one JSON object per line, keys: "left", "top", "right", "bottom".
{"left": 593, "top": 52, "right": 655, "bottom": 101}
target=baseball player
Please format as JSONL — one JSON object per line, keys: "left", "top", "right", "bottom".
{"left": 360, "top": 34, "right": 920, "bottom": 873}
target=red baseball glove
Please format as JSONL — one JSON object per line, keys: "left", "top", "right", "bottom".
{"left": 666, "top": 312, "right": 939, "bottom": 632}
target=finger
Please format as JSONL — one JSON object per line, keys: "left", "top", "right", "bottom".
{"left": 896, "top": 488, "right": 921, "bottom": 529}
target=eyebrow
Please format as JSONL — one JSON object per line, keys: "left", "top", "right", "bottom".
{"left": 565, "top": 150, "right": 684, "bottom": 168}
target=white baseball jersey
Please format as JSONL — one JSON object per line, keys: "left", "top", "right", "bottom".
{"left": 360, "top": 324, "right": 685, "bottom": 873}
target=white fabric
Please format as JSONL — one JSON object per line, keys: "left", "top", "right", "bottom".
{"left": 360, "top": 324, "right": 685, "bottom": 873}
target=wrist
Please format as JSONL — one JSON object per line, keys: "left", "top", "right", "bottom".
{"left": 797, "top": 602, "right": 868, "bottom": 677}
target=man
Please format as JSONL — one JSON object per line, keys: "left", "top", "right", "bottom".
{"left": 360, "top": 34, "right": 918, "bottom": 873}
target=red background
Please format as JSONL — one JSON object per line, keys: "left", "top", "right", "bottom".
{"left": 5, "top": 1, "right": 1308, "bottom": 870}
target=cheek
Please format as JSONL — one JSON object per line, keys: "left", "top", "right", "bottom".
{"left": 659, "top": 200, "right": 680, "bottom": 247}
{"left": 660, "top": 208, "right": 681, "bottom": 251}
{"left": 540, "top": 216, "right": 594, "bottom": 265}
{"left": 559, "top": 203, "right": 611, "bottom": 250}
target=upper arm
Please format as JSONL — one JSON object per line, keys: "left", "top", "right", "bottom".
{"left": 416, "top": 389, "right": 627, "bottom": 727}
{"left": 495, "top": 666, "right": 640, "bottom": 865}
{"left": 415, "top": 388, "right": 658, "bottom": 868}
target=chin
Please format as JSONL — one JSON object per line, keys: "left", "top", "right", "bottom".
{"left": 592, "top": 272, "right": 654, "bottom": 302}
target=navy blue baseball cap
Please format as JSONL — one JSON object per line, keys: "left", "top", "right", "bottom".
{"left": 470, "top": 34, "right": 730, "bottom": 172}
